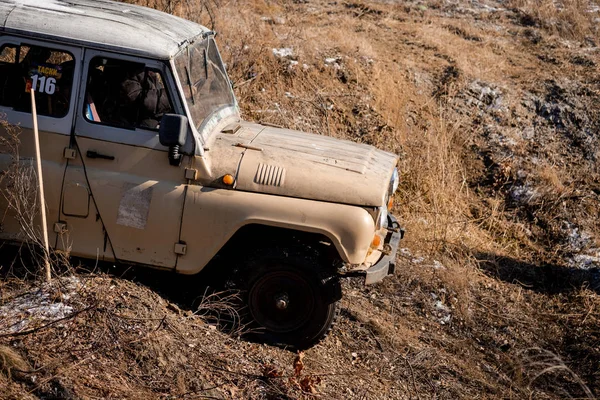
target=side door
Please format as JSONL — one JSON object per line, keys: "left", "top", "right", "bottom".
{"left": 59, "top": 50, "right": 187, "bottom": 268}
{"left": 0, "top": 39, "right": 81, "bottom": 247}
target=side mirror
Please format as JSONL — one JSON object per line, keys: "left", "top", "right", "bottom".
{"left": 159, "top": 114, "right": 188, "bottom": 166}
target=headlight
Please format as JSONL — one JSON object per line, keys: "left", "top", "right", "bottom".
{"left": 377, "top": 206, "right": 388, "bottom": 230}
{"left": 390, "top": 167, "right": 399, "bottom": 194}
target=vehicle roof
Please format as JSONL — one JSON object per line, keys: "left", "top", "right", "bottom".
{"left": 0, "top": 0, "right": 210, "bottom": 59}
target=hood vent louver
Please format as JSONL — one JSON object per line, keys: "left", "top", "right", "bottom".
{"left": 254, "top": 163, "right": 286, "bottom": 187}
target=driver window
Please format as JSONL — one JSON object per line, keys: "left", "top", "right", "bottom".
{"left": 84, "top": 57, "right": 173, "bottom": 130}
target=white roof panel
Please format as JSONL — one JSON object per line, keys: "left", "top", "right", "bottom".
{"left": 0, "top": 0, "right": 210, "bottom": 59}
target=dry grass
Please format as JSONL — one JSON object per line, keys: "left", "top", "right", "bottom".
{"left": 510, "top": 0, "right": 600, "bottom": 42}
{"left": 0, "top": 345, "right": 29, "bottom": 379}
{"left": 1, "top": 0, "right": 599, "bottom": 398}
{"left": 0, "top": 119, "right": 72, "bottom": 280}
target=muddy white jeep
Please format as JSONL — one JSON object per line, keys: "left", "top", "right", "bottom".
{"left": 0, "top": 0, "right": 402, "bottom": 348}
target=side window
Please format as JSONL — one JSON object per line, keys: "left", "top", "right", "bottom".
{"left": 84, "top": 57, "right": 173, "bottom": 130}
{"left": 0, "top": 43, "right": 74, "bottom": 118}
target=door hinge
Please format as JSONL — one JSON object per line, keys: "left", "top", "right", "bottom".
{"left": 63, "top": 148, "right": 77, "bottom": 160}
{"left": 53, "top": 222, "right": 67, "bottom": 234}
{"left": 174, "top": 242, "right": 187, "bottom": 255}
{"left": 184, "top": 168, "right": 198, "bottom": 180}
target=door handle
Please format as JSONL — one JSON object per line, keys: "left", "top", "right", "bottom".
{"left": 86, "top": 150, "right": 115, "bottom": 160}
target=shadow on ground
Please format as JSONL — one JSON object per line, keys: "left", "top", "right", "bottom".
{"left": 475, "top": 252, "right": 600, "bottom": 295}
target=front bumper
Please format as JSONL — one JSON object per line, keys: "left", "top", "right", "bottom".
{"left": 365, "top": 214, "right": 403, "bottom": 285}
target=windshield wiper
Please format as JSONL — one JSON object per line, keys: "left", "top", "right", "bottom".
{"left": 184, "top": 65, "right": 195, "bottom": 105}
{"left": 204, "top": 48, "right": 208, "bottom": 80}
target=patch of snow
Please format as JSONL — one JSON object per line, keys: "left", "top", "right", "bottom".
{"left": 435, "top": 301, "right": 449, "bottom": 312}
{"left": 434, "top": 300, "right": 452, "bottom": 325}
{"left": 260, "top": 16, "right": 286, "bottom": 24}
{"left": 510, "top": 184, "right": 539, "bottom": 205}
{"left": 432, "top": 260, "right": 446, "bottom": 270}
{"left": 272, "top": 48, "right": 293, "bottom": 58}
{"left": 468, "top": 80, "right": 505, "bottom": 112}
{"left": 480, "top": 4, "right": 504, "bottom": 12}
{"left": 516, "top": 170, "right": 528, "bottom": 180}
{"left": 0, "top": 276, "right": 81, "bottom": 334}
{"left": 521, "top": 127, "right": 535, "bottom": 140}
{"left": 359, "top": 56, "right": 375, "bottom": 64}
{"left": 488, "top": 131, "right": 518, "bottom": 148}
{"left": 570, "top": 253, "right": 600, "bottom": 269}
{"left": 400, "top": 248, "right": 412, "bottom": 256}
{"left": 562, "top": 221, "right": 592, "bottom": 252}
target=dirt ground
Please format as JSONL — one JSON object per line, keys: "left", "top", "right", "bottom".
{"left": 1, "top": 0, "right": 600, "bottom": 398}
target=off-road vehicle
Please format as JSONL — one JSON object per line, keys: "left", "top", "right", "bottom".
{"left": 0, "top": 0, "right": 402, "bottom": 348}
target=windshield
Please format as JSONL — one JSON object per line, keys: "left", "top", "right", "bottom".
{"left": 174, "top": 37, "right": 237, "bottom": 131}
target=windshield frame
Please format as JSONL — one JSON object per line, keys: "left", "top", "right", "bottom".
{"left": 173, "top": 36, "right": 239, "bottom": 144}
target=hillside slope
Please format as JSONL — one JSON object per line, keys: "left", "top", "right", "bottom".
{"left": 2, "top": 0, "right": 600, "bottom": 398}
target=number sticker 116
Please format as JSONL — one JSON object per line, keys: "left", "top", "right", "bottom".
{"left": 30, "top": 74, "right": 56, "bottom": 95}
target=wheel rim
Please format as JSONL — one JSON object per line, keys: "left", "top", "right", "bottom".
{"left": 248, "top": 269, "right": 316, "bottom": 334}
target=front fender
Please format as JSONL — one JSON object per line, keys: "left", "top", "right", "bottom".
{"left": 176, "top": 186, "right": 375, "bottom": 274}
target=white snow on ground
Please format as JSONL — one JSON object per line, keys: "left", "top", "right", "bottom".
{"left": 560, "top": 222, "right": 600, "bottom": 269}
{"left": 570, "top": 252, "right": 600, "bottom": 270}
{"left": 431, "top": 293, "right": 452, "bottom": 325}
{"left": 272, "top": 48, "right": 293, "bottom": 58}
{"left": 0, "top": 276, "right": 81, "bottom": 334}
{"left": 563, "top": 222, "right": 592, "bottom": 252}
{"left": 510, "top": 183, "right": 539, "bottom": 204}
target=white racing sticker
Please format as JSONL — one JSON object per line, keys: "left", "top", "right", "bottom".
{"left": 116, "top": 182, "right": 153, "bottom": 229}
{"left": 26, "top": 63, "right": 62, "bottom": 94}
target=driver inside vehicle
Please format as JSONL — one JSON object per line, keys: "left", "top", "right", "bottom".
{"left": 119, "top": 66, "right": 171, "bottom": 129}
{"left": 84, "top": 58, "right": 172, "bottom": 129}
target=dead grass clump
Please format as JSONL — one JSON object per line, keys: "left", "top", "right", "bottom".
{"left": 0, "top": 118, "right": 73, "bottom": 280}
{"left": 193, "top": 289, "right": 247, "bottom": 335}
{"left": 0, "top": 119, "right": 47, "bottom": 275}
{"left": 0, "top": 345, "right": 29, "bottom": 380}
{"left": 515, "top": 347, "right": 595, "bottom": 399}
{"left": 510, "top": 0, "right": 600, "bottom": 42}
{"left": 537, "top": 163, "right": 569, "bottom": 196}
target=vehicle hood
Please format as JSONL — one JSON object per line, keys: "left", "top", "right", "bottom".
{"left": 206, "top": 122, "right": 398, "bottom": 207}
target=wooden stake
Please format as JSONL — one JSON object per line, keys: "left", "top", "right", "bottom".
{"left": 30, "top": 89, "right": 51, "bottom": 282}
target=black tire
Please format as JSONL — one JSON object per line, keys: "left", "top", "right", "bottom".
{"left": 242, "top": 251, "right": 341, "bottom": 349}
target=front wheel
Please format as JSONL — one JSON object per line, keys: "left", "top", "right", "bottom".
{"left": 244, "top": 257, "right": 340, "bottom": 349}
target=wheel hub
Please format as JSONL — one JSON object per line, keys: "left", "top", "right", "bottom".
{"left": 248, "top": 269, "right": 316, "bottom": 333}
{"left": 275, "top": 293, "right": 289, "bottom": 310}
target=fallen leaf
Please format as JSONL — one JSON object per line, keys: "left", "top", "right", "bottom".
{"left": 293, "top": 351, "right": 305, "bottom": 377}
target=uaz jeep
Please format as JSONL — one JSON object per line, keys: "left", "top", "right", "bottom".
{"left": 0, "top": 0, "right": 402, "bottom": 348}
